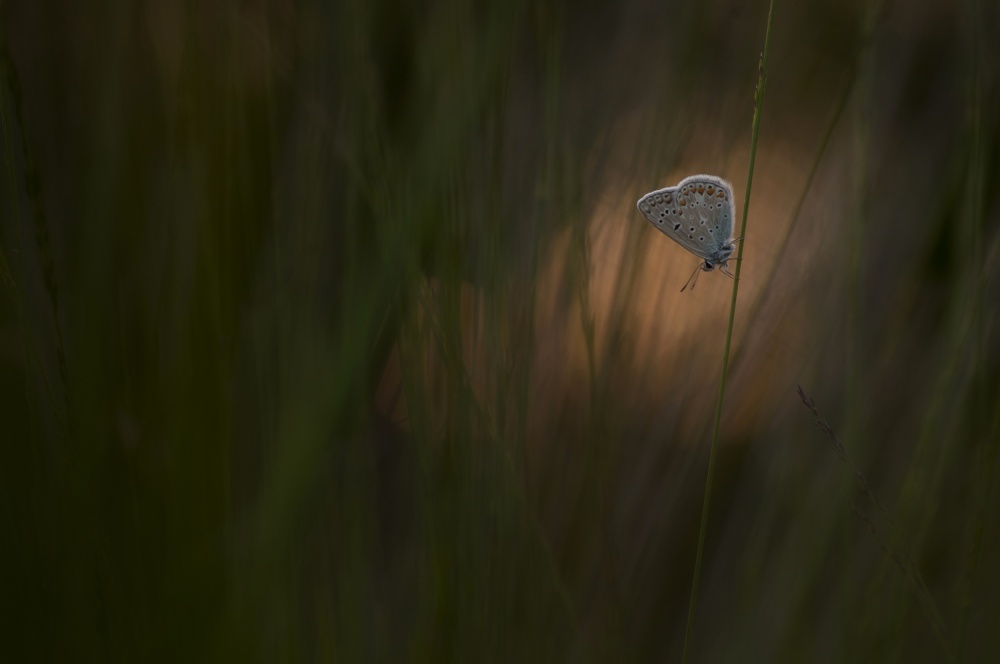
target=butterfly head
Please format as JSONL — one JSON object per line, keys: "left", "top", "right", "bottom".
{"left": 705, "top": 240, "right": 735, "bottom": 268}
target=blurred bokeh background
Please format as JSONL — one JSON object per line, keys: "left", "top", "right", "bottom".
{"left": 1, "top": 0, "right": 998, "bottom": 661}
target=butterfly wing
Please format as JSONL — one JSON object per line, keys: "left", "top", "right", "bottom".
{"left": 636, "top": 175, "right": 735, "bottom": 261}
{"left": 636, "top": 186, "right": 709, "bottom": 258}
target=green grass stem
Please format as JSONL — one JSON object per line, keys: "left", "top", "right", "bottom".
{"left": 0, "top": 38, "right": 69, "bottom": 416}
{"left": 956, "top": 0, "right": 989, "bottom": 657}
{"left": 730, "top": 0, "right": 886, "bottom": 373}
{"left": 681, "top": 2, "right": 776, "bottom": 660}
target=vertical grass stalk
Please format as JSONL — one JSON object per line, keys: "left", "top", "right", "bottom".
{"left": 0, "top": 35, "right": 71, "bottom": 422}
{"left": 681, "top": 2, "right": 776, "bottom": 660}
{"left": 956, "top": 0, "right": 989, "bottom": 657}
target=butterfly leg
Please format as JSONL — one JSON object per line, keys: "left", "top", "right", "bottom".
{"left": 681, "top": 263, "right": 702, "bottom": 292}
{"left": 720, "top": 264, "right": 736, "bottom": 279}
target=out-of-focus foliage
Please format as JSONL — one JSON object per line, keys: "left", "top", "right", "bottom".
{"left": 0, "top": 0, "right": 997, "bottom": 661}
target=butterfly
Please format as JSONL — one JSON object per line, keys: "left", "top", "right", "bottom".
{"left": 636, "top": 174, "right": 738, "bottom": 291}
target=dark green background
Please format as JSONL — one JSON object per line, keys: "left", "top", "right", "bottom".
{"left": 1, "top": 0, "right": 997, "bottom": 661}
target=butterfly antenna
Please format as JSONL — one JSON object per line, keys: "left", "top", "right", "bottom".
{"left": 681, "top": 263, "right": 702, "bottom": 292}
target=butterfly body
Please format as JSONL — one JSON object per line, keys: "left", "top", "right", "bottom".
{"left": 636, "top": 174, "right": 737, "bottom": 288}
